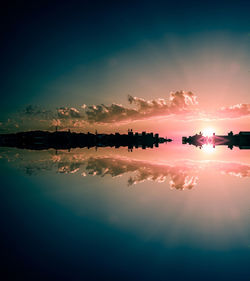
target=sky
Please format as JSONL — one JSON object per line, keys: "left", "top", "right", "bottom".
{"left": 0, "top": 0, "right": 250, "bottom": 135}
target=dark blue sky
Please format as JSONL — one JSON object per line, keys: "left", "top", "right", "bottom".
{"left": 1, "top": 0, "right": 249, "bottom": 119}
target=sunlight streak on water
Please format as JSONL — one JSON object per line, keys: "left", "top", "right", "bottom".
{"left": 202, "top": 144, "right": 216, "bottom": 154}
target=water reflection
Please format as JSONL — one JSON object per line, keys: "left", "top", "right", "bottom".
{"left": 202, "top": 144, "right": 215, "bottom": 154}
{"left": 2, "top": 145, "right": 250, "bottom": 280}
{"left": 1, "top": 147, "right": 250, "bottom": 190}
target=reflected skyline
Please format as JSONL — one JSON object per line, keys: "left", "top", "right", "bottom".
{"left": 1, "top": 145, "right": 250, "bottom": 253}
{"left": 183, "top": 131, "right": 250, "bottom": 150}
{"left": 1, "top": 146, "right": 250, "bottom": 190}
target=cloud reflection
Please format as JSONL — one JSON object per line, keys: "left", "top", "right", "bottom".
{"left": 1, "top": 149, "right": 250, "bottom": 190}
{"left": 85, "top": 157, "right": 198, "bottom": 190}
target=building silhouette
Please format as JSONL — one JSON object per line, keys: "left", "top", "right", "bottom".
{"left": 0, "top": 130, "right": 172, "bottom": 151}
{"left": 182, "top": 131, "right": 250, "bottom": 149}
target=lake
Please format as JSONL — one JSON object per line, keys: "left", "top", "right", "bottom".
{"left": 1, "top": 143, "right": 250, "bottom": 280}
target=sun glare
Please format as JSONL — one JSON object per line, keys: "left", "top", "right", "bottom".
{"left": 202, "top": 127, "right": 215, "bottom": 137}
{"left": 202, "top": 144, "right": 215, "bottom": 154}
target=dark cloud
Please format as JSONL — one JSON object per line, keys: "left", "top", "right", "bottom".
{"left": 1, "top": 90, "right": 250, "bottom": 132}
{"left": 84, "top": 103, "right": 139, "bottom": 123}
{"left": 84, "top": 91, "right": 197, "bottom": 123}
{"left": 57, "top": 107, "right": 82, "bottom": 119}
{"left": 24, "top": 105, "right": 54, "bottom": 119}
{"left": 0, "top": 91, "right": 199, "bottom": 132}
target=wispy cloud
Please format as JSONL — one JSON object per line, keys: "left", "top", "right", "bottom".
{"left": 216, "top": 104, "right": 250, "bottom": 119}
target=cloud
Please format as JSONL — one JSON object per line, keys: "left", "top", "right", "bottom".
{"left": 23, "top": 105, "right": 54, "bottom": 118}
{"left": 1, "top": 90, "right": 250, "bottom": 132}
{"left": 85, "top": 103, "right": 139, "bottom": 123}
{"left": 84, "top": 91, "right": 197, "bottom": 123}
{"left": 217, "top": 104, "right": 250, "bottom": 119}
{"left": 57, "top": 107, "right": 82, "bottom": 119}
{"left": 0, "top": 91, "right": 199, "bottom": 132}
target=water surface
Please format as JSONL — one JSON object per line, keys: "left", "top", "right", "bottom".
{"left": 1, "top": 144, "right": 250, "bottom": 280}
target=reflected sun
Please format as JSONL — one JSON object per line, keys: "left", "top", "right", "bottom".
{"left": 201, "top": 127, "right": 216, "bottom": 153}
{"left": 202, "top": 127, "right": 215, "bottom": 137}
{"left": 202, "top": 144, "right": 215, "bottom": 154}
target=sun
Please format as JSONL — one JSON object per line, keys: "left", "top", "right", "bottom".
{"left": 202, "top": 127, "right": 215, "bottom": 137}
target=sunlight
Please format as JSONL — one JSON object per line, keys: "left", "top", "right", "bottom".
{"left": 202, "top": 144, "right": 215, "bottom": 154}
{"left": 202, "top": 127, "right": 215, "bottom": 137}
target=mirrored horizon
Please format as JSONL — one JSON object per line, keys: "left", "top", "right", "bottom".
{"left": 1, "top": 144, "right": 250, "bottom": 190}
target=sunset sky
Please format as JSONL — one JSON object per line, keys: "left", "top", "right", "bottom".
{"left": 2, "top": 2, "right": 250, "bottom": 280}
{"left": 1, "top": 1, "right": 250, "bottom": 136}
